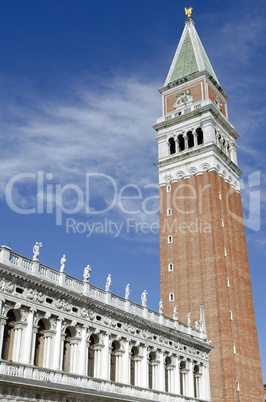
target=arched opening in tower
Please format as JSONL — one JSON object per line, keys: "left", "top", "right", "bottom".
{"left": 178, "top": 135, "right": 185, "bottom": 152}
{"left": 196, "top": 128, "right": 204, "bottom": 145}
{"left": 169, "top": 138, "right": 176, "bottom": 154}
{"left": 187, "top": 131, "right": 194, "bottom": 148}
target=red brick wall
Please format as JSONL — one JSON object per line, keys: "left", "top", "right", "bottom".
{"left": 207, "top": 84, "right": 227, "bottom": 117}
{"left": 160, "top": 170, "right": 264, "bottom": 401}
{"left": 164, "top": 81, "right": 204, "bottom": 115}
{"left": 163, "top": 81, "right": 227, "bottom": 118}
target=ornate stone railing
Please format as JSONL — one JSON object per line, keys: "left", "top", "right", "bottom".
{"left": 39, "top": 264, "right": 60, "bottom": 282}
{"left": 0, "top": 246, "right": 207, "bottom": 341}
{"left": 0, "top": 360, "right": 207, "bottom": 402}
{"left": 157, "top": 100, "right": 206, "bottom": 124}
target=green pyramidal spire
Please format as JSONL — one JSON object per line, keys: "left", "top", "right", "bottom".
{"left": 165, "top": 17, "right": 219, "bottom": 86}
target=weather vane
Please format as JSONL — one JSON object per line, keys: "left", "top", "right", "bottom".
{"left": 185, "top": 6, "right": 193, "bottom": 19}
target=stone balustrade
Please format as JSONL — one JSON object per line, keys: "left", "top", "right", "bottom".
{"left": 0, "top": 245, "right": 212, "bottom": 401}
{"left": 0, "top": 246, "right": 207, "bottom": 342}
{"left": 0, "top": 360, "right": 207, "bottom": 402}
{"left": 157, "top": 100, "right": 206, "bottom": 124}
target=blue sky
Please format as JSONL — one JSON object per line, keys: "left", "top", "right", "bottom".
{"left": 0, "top": 0, "right": 265, "bottom": 381}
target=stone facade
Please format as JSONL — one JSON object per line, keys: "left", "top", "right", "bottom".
{"left": 0, "top": 245, "right": 212, "bottom": 401}
{"left": 155, "top": 16, "right": 264, "bottom": 402}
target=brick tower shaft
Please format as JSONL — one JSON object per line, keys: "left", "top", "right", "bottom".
{"left": 154, "top": 10, "right": 264, "bottom": 401}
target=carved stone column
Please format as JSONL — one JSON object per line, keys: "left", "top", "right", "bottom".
{"left": 173, "top": 355, "right": 180, "bottom": 395}
{"left": 43, "top": 331, "right": 54, "bottom": 368}
{"left": 94, "top": 343, "right": 104, "bottom": 378}
{"left": 30, "top": 325, "right": 38, "bottom": 365}
{"left": 52, "top": 318, "right": 62, "bottom": 370}
{"left": 134, "top": 355, "right": 143, "bottom": 387}
{"left": 187, "top": 359, "right": 194, "bottom": 397}
{"left": 12, "top": 324, "right": 24, "bottom": 362}
{"left": 70, "top": 340, "right": 79, "bottom": 373}
{"left": 180, "top": 359, "right": 190, "bottom": 396}
{"left": 151, "top": 361, "right": 159, "bottom": 390}
{"left": 203, "top": 363, "right": 211, "bottom": 400}
{"left": 21, "top": 308, "right": 35, "bottom": 364}
{"left": 122, "top": 339, "right": 130, "bottom": 384}
{"left": 0, "top": 300, "right": 6, "bottom": 357}
{"left": 141, "top": 346, "right": 149, "bottom": 388}
{"left": 115, "top": 352, "right": 123, "bottom": 382}
{"left": 78, "top": 326, "right": 88, "bottom": 376}
{"left": 165, "top": 354, "right": 175, "bottom": 393}
{"left": 158, "top": 350, "right": 165, "bottom": 391}
{"left": 101, "top": 332, "right": 110, "bottom": 380}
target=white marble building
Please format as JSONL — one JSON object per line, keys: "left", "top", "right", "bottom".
{"left": 0, "top": 245, "right": 212, "bottom": 401}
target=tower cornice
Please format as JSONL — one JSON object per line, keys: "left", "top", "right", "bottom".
{"left": 159, "top": 70, "right": 229, "bottom": 101}
{"left": 155, "top": 142, "right": 242, "bottom": 177}
{"left": 153, "top": 101, "right": 239, "bottom": 140}
{"left": 155, "top": 141, "right": 242, "bottom": 191}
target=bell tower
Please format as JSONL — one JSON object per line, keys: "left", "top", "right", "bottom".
{"left": 154, "top": 8, "right": 264, "bottom": 401}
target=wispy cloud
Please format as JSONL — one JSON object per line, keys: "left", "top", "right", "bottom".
{"left": 0, "top": 76, "right": 161, "bottom": 188}
{"left": 0, "top": 75, "right": 162, "bottom": 242}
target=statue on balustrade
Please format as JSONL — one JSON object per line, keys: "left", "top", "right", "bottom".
{"left": 141, "top": 290, "right": 148, "bottom": 307}
{"left": 159, "top": 299, "right": 163, "bottom": 314}
{"left": 125, "top": 283, "right": 131, "bottom": 299}
{"left": 105, "top": 274, "right": 111, "bottom": 291}
{"left": 83, "top": 265, "right": 91, "bottom": 282}
{"left": 60, "top": 254, "right": 66, "bottom": 272}
{"left": 33, "top": 242, "right": 42, "bottom": 261}
{"left": 188, "top": 312, "right": 191, "bottom": 326}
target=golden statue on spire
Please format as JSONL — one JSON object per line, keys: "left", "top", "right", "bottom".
{"left": 185, "top": 6, "right": 193, "bottom": 18}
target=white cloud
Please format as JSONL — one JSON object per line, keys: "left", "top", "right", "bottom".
{"left": 0, "top": 75, "right": 162, "bottom": 238}
{"left": 1, "top": 77, "right": 161, "bottom": 185}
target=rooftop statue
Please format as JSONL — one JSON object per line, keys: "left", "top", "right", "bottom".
{"left": 185, "top": 6, "right": 193, "bottom": 19}
{"left": 125, "top": 283, "right": 131, "bottom": 299}
{"left": 188, "top": 312, "right": 191, "bottom": 326}
{"left": 33, "top": 242, "right": 42, "bottom": 261}
{"left": 105, "top": 274, "right": 111, "bottom": 291}
{"left": 141, "top": 290, "right": 148, "bottom": 307}
{"left": 83, "top": 265, "right": 91, "bottom": 282}
{"left": 159, "top": 299, "right": 163, "bottom": 314}
{"left": 60, "top": 254, "right": 66, "bottom": 272}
